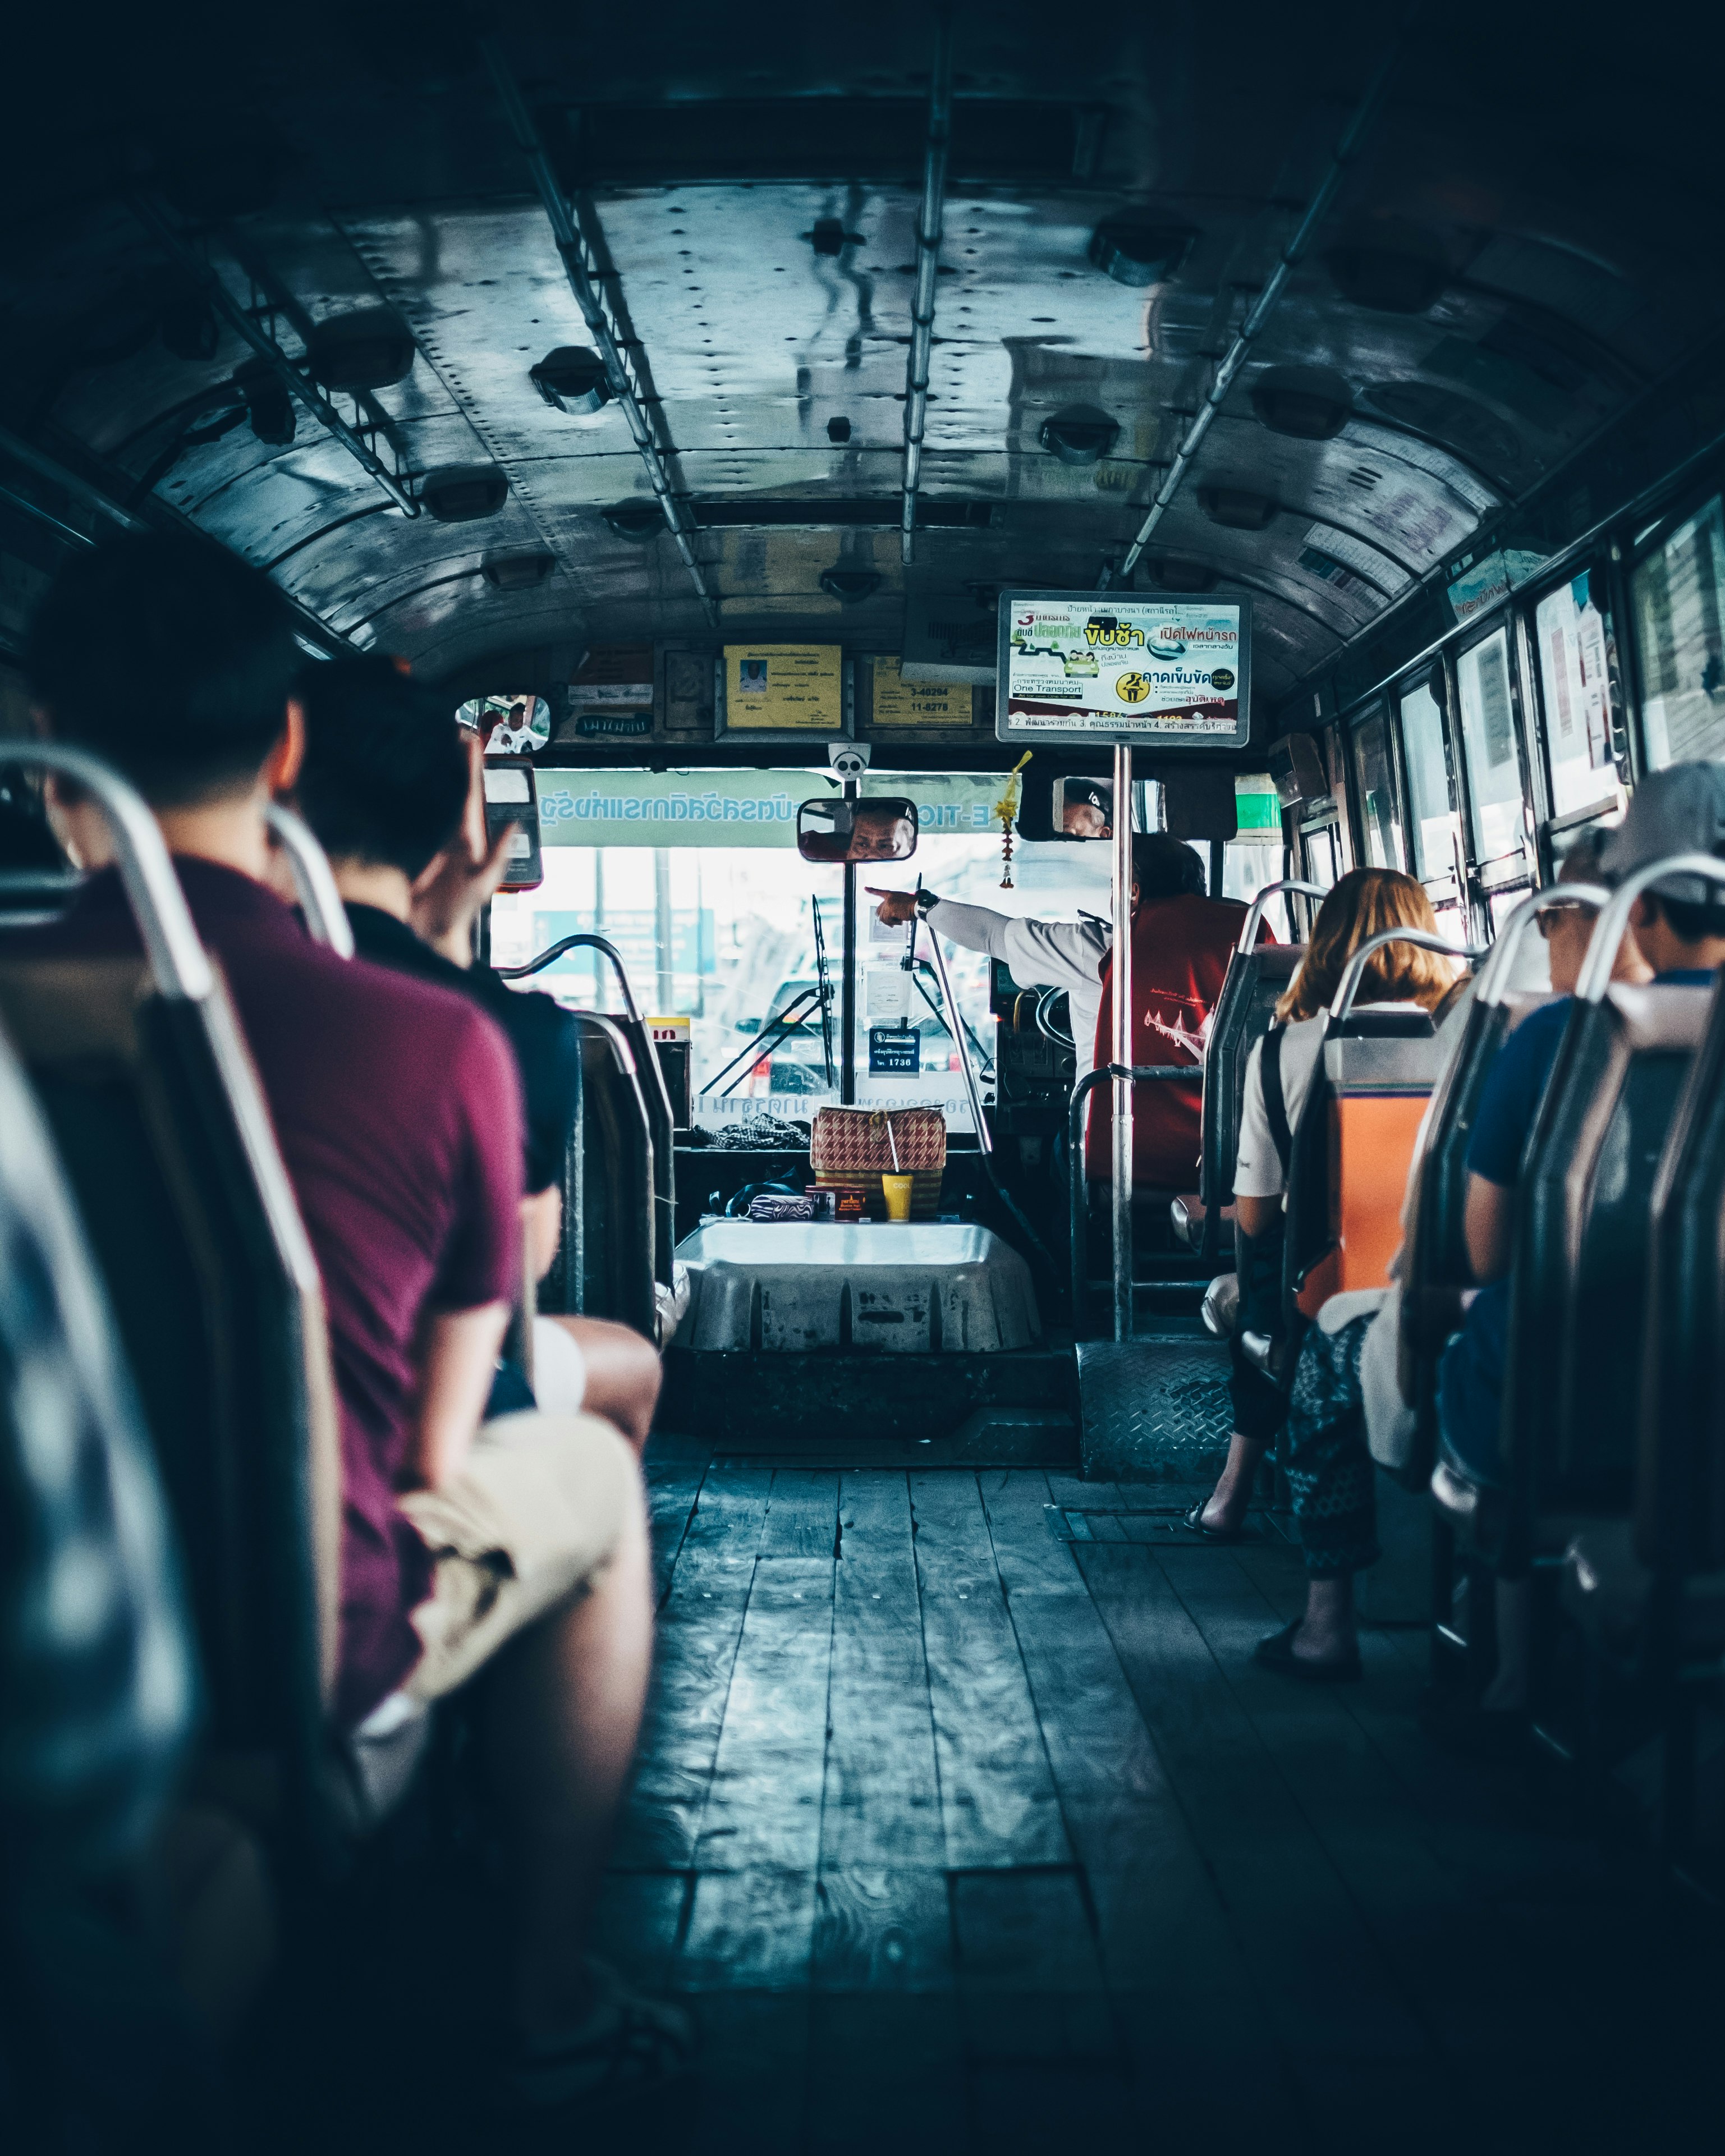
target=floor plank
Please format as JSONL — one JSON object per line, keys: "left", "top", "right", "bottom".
{"left": 697, "top": 1529, "right": 837, "bottom": 1872}
{"left": 811, "top": 1868, "right": 952, "bottom": 1992}
{"left": 614, "top": 1461, "right": 773, "bottom": 1868}
{"left": 820, "top": 1472, "right": 944, "bottom": 1870}
{"left": 908, "top": 1471, "right": 1072, "bottom": 1870}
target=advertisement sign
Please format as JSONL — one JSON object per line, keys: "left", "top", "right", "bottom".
{"left": 995, "top": 593, "right": 1251, "bottom": 749}
{"left": 900, "top": 597, "right": 998, "bottom": 685}
{"left": 869, "top": 655, "right": 973, "bottom": 729}
{"left": 719, "top": 645, "right": 845, "bottom": 735}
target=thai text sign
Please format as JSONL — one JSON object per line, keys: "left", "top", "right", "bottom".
{"left": 996, "top": 591, "right": 1251, "bottom": 749}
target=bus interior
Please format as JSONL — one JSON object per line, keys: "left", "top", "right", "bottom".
{"left": 3, "top": 3, "right": 1725, "bottom": 2150}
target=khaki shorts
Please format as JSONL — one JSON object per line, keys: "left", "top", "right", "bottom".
{"left": 397, "top": 1409, "right": 637, "bottom": 1703}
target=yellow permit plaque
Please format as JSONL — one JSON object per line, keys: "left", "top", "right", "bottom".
{"left": 869, "top": 655, "right": 974, "bottom": 729}
{"left": 722, "top": 644, "right": 843, "bottom": 732}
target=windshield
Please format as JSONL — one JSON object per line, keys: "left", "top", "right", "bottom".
{"left": 488, "top": 768, "right": 1285, "bottom": 1130}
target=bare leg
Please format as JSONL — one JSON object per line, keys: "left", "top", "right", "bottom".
{"left": 1200, "top": 1430, "right": 1266, "bottom": 1533}
{"left": 540, "top": 1314, "right": 661, "bottom": 1453}
{"left": 479, "top": 1477, "right": 653, "bottom": 2041}
{"left": 1291, "top": 1575, "right": 1355, "bottom": 1664}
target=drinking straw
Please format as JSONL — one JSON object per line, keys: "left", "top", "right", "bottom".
{"left": 887, "top": 1116, "right": 901, "bottom": 1172}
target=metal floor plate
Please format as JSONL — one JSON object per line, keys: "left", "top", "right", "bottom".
{"left": 1076, "top": 1335, "right": 1236, "bottom": 1483}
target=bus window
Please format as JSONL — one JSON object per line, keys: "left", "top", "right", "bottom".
{"left": 1397, "top": 676, "right": 1463, "bottom": 918}
{"left": 1534, "top": 572, "right": 1624, "bottom": 822}
{"left": 1348, "top": 707, "right": 1405, "bottom": 869}
{"left": 1632, "top": 493, "right": 1725, "bottom": 769}
{"left": 1454, "top": 628, "right": 1529, "bottom": 877}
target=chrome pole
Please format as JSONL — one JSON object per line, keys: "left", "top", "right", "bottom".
{"left": 1111, "top": 744, "right": 1134, "bottom": 1342}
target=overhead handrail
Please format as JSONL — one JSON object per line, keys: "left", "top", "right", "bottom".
{"left": 1328, "top": 927, "right": 1480, "bottom": 1025}
{"left": 1237, "top": 879, "right": 1328, "bottom": 952}
{"left": 1, "top": 743, "right": 212, "bottom": 999}
{"left": 1575, "top": 853, "right": 1725, "bottom": 1005}
{"left": 1475, "top": 882, "right": 1610, "bottom": 1008}
{"left": 265, "top": 804, "right": 354, "bottom": 957}
{"left": 1067, "top": 1062, "right": 1204, "bottom": 1324}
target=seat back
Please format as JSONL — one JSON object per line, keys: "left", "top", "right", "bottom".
{"left": 0, "top": 749, "right": 343, "bottom": 1874}
{"left": 542, "top": 1012, "right": 657, "bottom": 1341}
{"left": 1636, "top": 971, "right": 1725, "bottom": 1579}
{"left": 1284, "top": 1010, "right": 1445, "bottom": 1320}
{"left": 1507, "top": 983, "right": 1711, "bottom": 1522}
{"left": 1195, "top": 942, "right": 1302, "bottom": 1260}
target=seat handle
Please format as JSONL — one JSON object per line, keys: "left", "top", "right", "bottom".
{"left": 1328, "top": 927, "right": 1480, "bottom": 1024}
{"left": 265, "top": 805, "right": 354, "bottom": 957}
{"left": 1475, "top": 882, "right": 1609, "bottom": 1008}
{"left": 1236, "top": 879, "right": 1327, "bottom": 952}
{"left": 2, "top": 742, "right": 212, "bottom": 999}
{"left": 1575, "top": 852, "right": 1725, "bottom": 1004}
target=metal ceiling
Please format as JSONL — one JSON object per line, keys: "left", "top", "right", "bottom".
{"left": 2, "top": 2, "right": 1720, "bottom": 722}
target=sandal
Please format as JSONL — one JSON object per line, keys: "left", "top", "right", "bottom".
{"left": 1182, "top": 1499, "right": 1244, "bottom": 1542}
{"left": 506, "top": 1958, "right": 695, "bottom": 2108}
{"left": 1253, "top": 1618, "right": 1361, "bottom": 1683}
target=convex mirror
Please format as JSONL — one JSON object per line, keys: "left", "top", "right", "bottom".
{"left": 797, "top": 796, "right": 919, "bottom": 864}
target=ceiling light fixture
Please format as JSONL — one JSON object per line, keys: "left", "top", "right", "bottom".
{"left": 1087, "top": 218, "right": 1195, "bottom": 287}
{"left": 819, "top": 568, "right": 881, "bottom": 603}
{"left": 481, "top": 552, "right": 556, "bottom": 591}
{"left": 233, "top": 361, "right": 296, "bottom": 447}
{"left": 423, "top": 466, "right": 510, "bottom": 522}
{"left": 530, "top": 346, "right": 612, "bottom": 415}
{"left": 1197, "top": 487, "right": 1276, "bottom": 531}
{"left": 304, "top": 309, "right": 417, "bottom": 392}
{"left": 1039, "top": 405, "right": 1119, "bottom": 466}
{"left": 1250, "top": 366, "right": 1352, "bottom": 441}
{"left": 602, "top": 500, "right": 664, "bottom": 541}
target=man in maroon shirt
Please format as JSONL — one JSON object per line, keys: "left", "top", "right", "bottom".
{"left": 20, "top": 536, "right": 687, "bottom": 2103}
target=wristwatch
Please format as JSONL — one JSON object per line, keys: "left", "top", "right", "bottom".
{"left": 914, "top": 888, "right": 940, "bottom": 919}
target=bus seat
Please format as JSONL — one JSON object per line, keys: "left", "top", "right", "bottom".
{"left": 539, "top": 1013, "right": 658, "bottom": 1344}
{"left": 1562, "top": 971, "right": 1725, "bottom": 1667}
{"left": 0, "top": 751, "right": 350, "bottom": 1877}
{"left": 1189, "top": 940, "right": 1304, "bottom": 1264}
{"left": 1494, "top": 978, "right": 1712, "bottom": 1548}
{"left": 1284, "top": 1007, "right": 1445, "bottom": 1325}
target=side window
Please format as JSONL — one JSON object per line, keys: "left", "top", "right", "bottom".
{"left": 1534, "top": 571, "right": 1624, "bottom": 821}
{"left": 1454, "top": 627, "right": 1529, "bottom": 876}
{"left": 1632, "top": 494, "right": 1725, "bottom": 769}
{"left": 1397, "top": 676, "right": 1463, "bottom": 918}
{"left": 1348, "top": 707, "right": 1405, "bottom": 869}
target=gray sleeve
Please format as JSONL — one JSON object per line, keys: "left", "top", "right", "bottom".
{"left": 924, "top": 898, "right": 1012, "bottom": 958}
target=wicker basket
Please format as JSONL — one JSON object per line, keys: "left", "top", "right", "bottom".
{"left": 809, "top": 1106, "right": 946, "bottom": 1220}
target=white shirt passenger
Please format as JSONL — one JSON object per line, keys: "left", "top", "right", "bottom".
{"left": 1233, "top": 1002, "right": 1429, "bottom": 1205}
{"left": 923, "top": 898, "right": 1110, "bottom": 1085}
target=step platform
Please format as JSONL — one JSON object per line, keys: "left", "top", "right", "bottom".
{"left": 1076, "top": 1335, "right": 1235, "bottom": 1483}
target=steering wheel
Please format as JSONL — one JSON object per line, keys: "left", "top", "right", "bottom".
{"left": 1034, "top": 987, "right": 1075, "bottom": 1049}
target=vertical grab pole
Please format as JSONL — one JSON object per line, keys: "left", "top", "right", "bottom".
{"left": 840, "top": 775, "right": 859, "bottom": 1105}
{"left": 1111, "top": 743, "right": 1134, "bottom": 1343}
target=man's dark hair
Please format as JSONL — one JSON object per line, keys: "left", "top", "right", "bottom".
{"left": 295, "top": 655, "right": 469, "bottom": 880}
{"left": 1132, "top": 831, "right": 1206, "bottom": 900}
{"left": 26, "top": 535, "right": 300, "bottom": 808}
{"left": 1649, "top": 891, "right": 1725, "bottom": 942}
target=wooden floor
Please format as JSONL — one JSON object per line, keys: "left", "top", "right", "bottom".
{"left": 583, "top": 1446, "right": 1721, "bottom": 2156}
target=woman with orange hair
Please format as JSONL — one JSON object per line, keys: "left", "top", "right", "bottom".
{"left": 1187, "top": 871, "right": 1460, "bottom": 1641}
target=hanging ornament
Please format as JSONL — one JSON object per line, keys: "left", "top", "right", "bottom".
{"left": 992, "top": 752, "right": 1033, "bottom": 889}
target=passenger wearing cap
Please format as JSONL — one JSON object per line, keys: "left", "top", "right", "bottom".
{"left": 1436, "top": 765, "right": 1725, "bottom": 1513}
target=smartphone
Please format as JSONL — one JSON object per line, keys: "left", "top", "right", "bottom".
{"left": 482, "top": 760, "right": 543, "bottom": 892}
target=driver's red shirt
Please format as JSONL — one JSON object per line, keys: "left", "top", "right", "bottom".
{"left": 1085, "top": 892, "right": 1269, "bottom": 1189}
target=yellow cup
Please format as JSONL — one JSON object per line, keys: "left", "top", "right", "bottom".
{"left": 881, "top": 1173, "right": 914, "bottom": 1223}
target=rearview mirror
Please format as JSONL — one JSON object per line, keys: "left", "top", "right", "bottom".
{"left": 1054, "top": 776, "right": 1113, "bottom": 838}
{"left": 797, "top": 796, "right": 919, "bottom": 865}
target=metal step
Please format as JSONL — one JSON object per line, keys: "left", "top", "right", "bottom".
{"left": 1076, "top": 1335, "right": 1235, "bottom": 1483}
